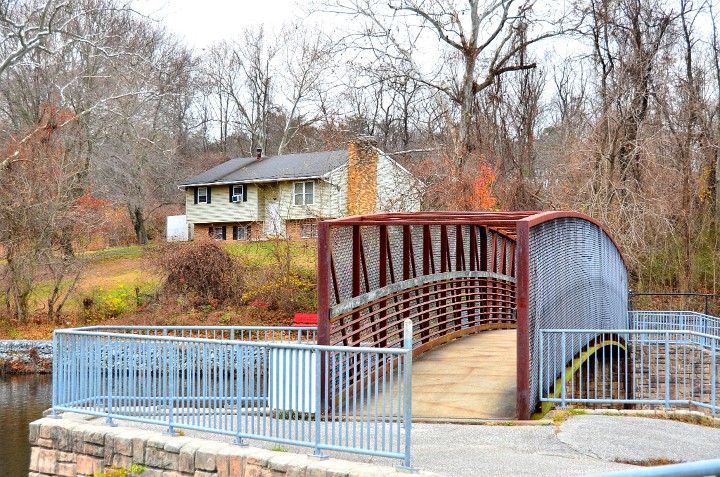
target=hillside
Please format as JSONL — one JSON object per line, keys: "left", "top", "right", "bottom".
{"left": 0, "top": 240, "right": 318, "bottom": 340}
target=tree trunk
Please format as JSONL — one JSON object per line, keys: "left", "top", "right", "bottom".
{"left": 457, "top": 50, "right": 478, "bottom": 169}
{"left": 128, "top": 205, "right": 149, "bottom": 245}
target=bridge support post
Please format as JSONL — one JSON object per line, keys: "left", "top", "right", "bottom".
{"left": 398, "top": 318, "right": 417, "bottom": 472}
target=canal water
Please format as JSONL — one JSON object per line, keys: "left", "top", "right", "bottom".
{"left": 0, "top": 374, "right": 52, "bottom": 477}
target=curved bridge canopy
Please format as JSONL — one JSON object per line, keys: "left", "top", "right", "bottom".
{"left": 317, "top": 211, "right": 627, "bottom": 419}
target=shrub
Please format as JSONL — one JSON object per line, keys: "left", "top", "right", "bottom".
{"left": 82, "top": 284, "right": 135, "bottom": 322}
{"left": 156, "top": 240, "right": 245, "bottom": 305}
{"left": 243, "top": 265, "right": 316, "bottom": 313}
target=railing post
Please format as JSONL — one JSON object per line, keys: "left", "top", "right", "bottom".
{"left": 560, "top": 332, "right": 567, "bottom": 409}
{"left": 167, "top": 340, "right": 177, "bottom": 435}
{"left": 311, "top": 347, "right": 328, "bottom": 459}
{"left": 538, "top": 331, "right": 544, "bottom": 403}
{"left": 51, "top": 333, "right": 59, "bottom": 418}
{"left": 665, "top": 331, "right": 671, "bottom": 410}
{"left": 712, "top": 337, "right": 717, "bottom": 417}
{"left": 235, "top": 342, "right": 248, "bottom": 446}
{"left": 106, "top": 337, "right": 117, "bottom": 427}
{"left": 399, "top": 318, "right": 416, "bottom": 472}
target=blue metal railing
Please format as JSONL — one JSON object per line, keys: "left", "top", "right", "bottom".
{"left": 52, "top": 324, "right": 414, "bottom": 468}
{"left": 630, "top": 311, "right": 720, "bottom": 344}
{"left": 539, "top": 327, "right": 719, "bottom": 414}
{"left": 582, "top": 458, "right": 720, "bottom": 477}
{"left": 66, "top": 325, "right": 318, "bottom": 343}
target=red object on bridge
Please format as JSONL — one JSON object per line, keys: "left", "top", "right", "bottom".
{"left": 292, "top": 313, "right": 318, "bottom": 327}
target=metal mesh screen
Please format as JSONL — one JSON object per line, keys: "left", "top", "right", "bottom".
{"left": 330, "top": 226, "right": 353, "bottom": 306}
{"left": 526, "top": 217, "right": 627, "bottom": 417}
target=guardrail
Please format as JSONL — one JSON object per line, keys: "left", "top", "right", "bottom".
{"left": 629, "top": 291, "right": 720, "bottom": 317}
{"left": 630, "top": 311, "right": 720, "bottom": 343}
{"left": 582, "top": 458, "right": 720, "bottom": 477}
{"left": 539, "top": 329, "right": 719, "bottom": 414}
{"left": 52, "top": 323, "right": 414, "bottom": 468}
{"left": 67, "top": 325, "right": 317, "bottom": 343}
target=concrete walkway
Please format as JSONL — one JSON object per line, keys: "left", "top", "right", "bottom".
{"left": 412, "top": 329, "right": 516, "bottom": 419}
{"left": 95, "top": 411, "right": 720, "bottom": 477}
{"left": 404, "top": 413, "right": 720, "bottom": 476}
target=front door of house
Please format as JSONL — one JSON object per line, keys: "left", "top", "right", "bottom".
{"left": 265, "top": 200, "right": 284, "bottom": 237}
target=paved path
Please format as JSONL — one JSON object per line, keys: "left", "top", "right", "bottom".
{"left": 98, "top": 412, "right": 720, "bottom": 476}
{"left": 412, "top": 329, "right": 516, "bottom": 419}
{"left": 404, "top": 414, "right": 720, "bottom": 476}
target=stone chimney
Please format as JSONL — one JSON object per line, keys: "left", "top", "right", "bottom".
{"left": 347, "top": 137, "right": 379, "bottom": 215}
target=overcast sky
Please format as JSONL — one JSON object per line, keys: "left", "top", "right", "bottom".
{"left": 135, "top": 0, "right": 303, "bottom": 50}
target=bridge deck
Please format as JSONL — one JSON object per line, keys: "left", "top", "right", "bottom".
{"left": 412, "top": 329, "right": 517, "bottom": 419}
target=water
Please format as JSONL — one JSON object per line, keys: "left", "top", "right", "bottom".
{"left": 0, "top": 374, "right": 52, "bottom": 477}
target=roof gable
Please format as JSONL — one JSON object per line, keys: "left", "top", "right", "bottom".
{"left": 180, "top": 150, "right": 349, "bottom": 187}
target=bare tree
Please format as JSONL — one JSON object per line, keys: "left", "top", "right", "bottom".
{"left": 318, "top": 0, "right": 568, "bottom": 168}
{"left": 276, "top": 24, "right": 339, "bottom": 155}
{"left": 0, "top": 106, "right": 100, "bottom": 322}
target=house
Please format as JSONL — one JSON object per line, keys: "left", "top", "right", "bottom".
{"left": 178, "top": 139, "right": 422, "bottom": 241}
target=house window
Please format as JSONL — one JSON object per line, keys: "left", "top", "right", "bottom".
{"left": 233, "top": 225, "right": 250, "bottom": 240}
{"left": 198, "top": 187, "right": 208, "bottom": 204}
{"left": 300, "top": 223, "right": 317, "bottom": 239}
{"left": 293, "top": 181, "right": 314, "bottom": 206}
{"left": 230, "top": 185, "right": 245, "bottom": 203}
{"left": 209, "top": 226, "right": 225, "bottom": 240}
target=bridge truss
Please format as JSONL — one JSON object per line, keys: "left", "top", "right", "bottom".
{"left": 317, "top": 211, "right": 628, "bottom": 419}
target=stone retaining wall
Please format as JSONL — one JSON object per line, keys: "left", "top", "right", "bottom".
{"left": 0, "top": 340, "right": 52, "bottom": 374}
{"left": 633, "top": 343, "right": 720, "bottom": 407}
{"left": 28, "top": 416, "right": 435, "bottom": 477}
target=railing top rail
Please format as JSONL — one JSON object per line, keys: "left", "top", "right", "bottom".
{"left": 630, "top": 292, "right": 720, "bottom": 298}
{"left": 322, "top": 211, "right": 541, "bottom": 227}
{"left": 69, "top": 325, "right": 317, "bottom": 332}
{"left": 53, "top": 329, "right": 408, "bottom": 354}
{"left": 540, "top": 328, "right": 720, "bottom": 339}
{"left": 630, "top": 310, "right": 720, "bottom": 318}
{"left": 580, "top": 458, "right": 720, "bottom": 477}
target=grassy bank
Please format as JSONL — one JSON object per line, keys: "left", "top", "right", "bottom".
{"left": 0, "top": 240, "right": 318, "bottom": 340}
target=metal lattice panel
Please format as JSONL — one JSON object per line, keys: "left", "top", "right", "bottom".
{"left": 525, "top": 217, "right": 627, "bottom": 418}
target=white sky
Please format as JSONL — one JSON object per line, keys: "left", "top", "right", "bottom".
{"left": 135, "top": 0, "right": 304, "bottom": 50}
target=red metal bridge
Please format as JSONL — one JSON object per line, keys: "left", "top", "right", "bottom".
{"left": 316, "top": 211, "right": 628, "bottom": 420}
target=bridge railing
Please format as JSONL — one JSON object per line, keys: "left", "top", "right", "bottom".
{"left": 581, "top": 458, "right": 720, "bottom": 477}
{"left": 540, "top": 329, "right": 719, "bottom": 414}
{"left": 52, "top": 324, "right": 414, "bottom": 467}
{"left": 630, "top": 311, "right": 720, "bottom": 344}
{"left": 318, "top": 215, "right": 519, "bottom": 353}
{"left": 67, "top": 325, "right": 317, "bottom": 343}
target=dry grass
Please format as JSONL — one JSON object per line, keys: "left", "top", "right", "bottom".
{"left": 614, "top": 457, "right": 683, "bottom": 467}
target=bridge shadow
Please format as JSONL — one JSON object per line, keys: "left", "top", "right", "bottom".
{"left": 412, "top": 329, "right": 516, "bottom": 420}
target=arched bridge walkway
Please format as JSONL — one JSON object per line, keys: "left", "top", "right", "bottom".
{"left": 317, "top": 212, "right": 628, "bottom": 419}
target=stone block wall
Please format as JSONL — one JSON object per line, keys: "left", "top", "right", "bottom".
{"left": 28, "top": 416, "right": 435, "bottom": 477}
{"left": 632, "top": 343, "right": 720, "bottom": 408}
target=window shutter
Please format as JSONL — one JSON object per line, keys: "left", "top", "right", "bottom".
{"left": 229, "top": 186, "right": 234, "bottom": 202}
{"left": 208, "top": 227, "right": 212, "bottom": 237}
{"left": 242, "top": 185, "right": 248, "bottom": 202}
{"left": 207, "top": 187, "right": 212, "bottom": 204}
{"left": 221, "top": 226, "right": 226, "bottom": 240}
{"left": 232, "top": 226, "right": 238, "bottom": 240}
{"left": 194, "top": 188, "right": 198, "bottom": 204}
